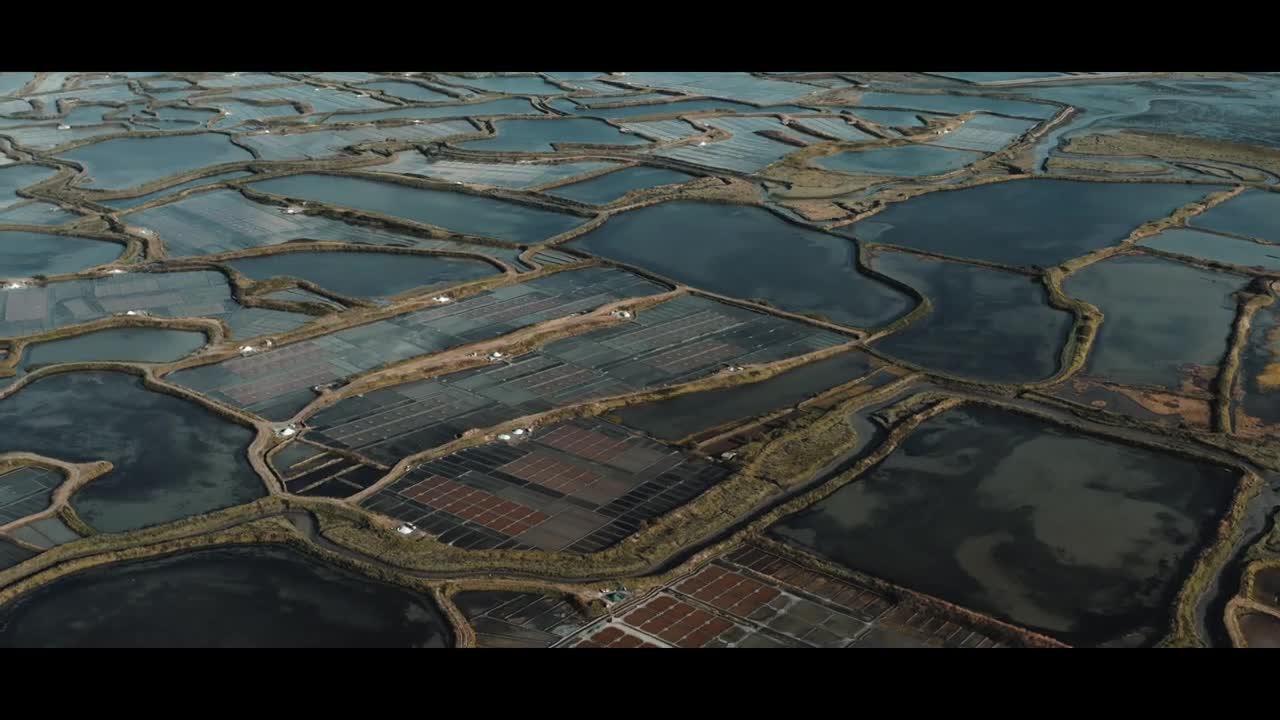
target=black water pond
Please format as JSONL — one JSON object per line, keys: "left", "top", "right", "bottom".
{"left": 769, "top": 404, "right": 1237, "bottom": 646}
{"left": 845, "top": 180, "right": 1220, "bottom": 267}
{"left": 571, "top": 201, "right": 913, "bottom": 328}
{"left": 0, "top": 371, "right": 264, "bottom": 533}
{"left": 0, "top": 545, "right": 450, "bottom": 647}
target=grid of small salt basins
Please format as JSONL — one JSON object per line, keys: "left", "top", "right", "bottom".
{"left": 925, "top": 113, "right": 1039, "bottom": 153}
{"left": 125, "top": 188, "right": 524, "bottom": 264}
{"left": 0, "top": 465, "right": 61, "bottom": 525}
{"left": 169, "top": 266, "right": 665, "bottom": 421}
{"left": 0, "top": 270, "right": 310, "bottom": 341}
{"left": 304, "top": 294, "right": 848, "bottom": 468}
{"left": 234, "top": 121, "right": 476, "bottom": 161}
{"left": 455, "top": 591, "right": 595, "bottom": 647}
{"left": 274, "top": 448, "right": 386, "bottom": 498}
{"left": 363, "top": 417, "right": 731, "bottom": 552}
{"left": 655, "top": 116, "right": 818, "bottom": 174}
{"left": 566, "top": 543, "right": 1008, "bottom": 648}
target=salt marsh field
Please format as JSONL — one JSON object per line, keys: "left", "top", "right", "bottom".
{"left": 1, "top": 70, "right": 1277, "bottom": 648}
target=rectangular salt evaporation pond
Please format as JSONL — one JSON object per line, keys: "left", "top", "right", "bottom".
{"left": 0, "top": 270, "right": 312, "bottom": 341}
{"left": 929, "top": 72, "right": 1069, "bottom": 84}
{"left": 1190, "top": 189, "right": 1280, "bottom": 243}
{"left": 1140, "top": 227, "right": 1280, "bottom": 272}
{"left": 167, "top": 266, "right": 667, "bottom": 421}
{"left": 578, "top": 93, "right": 683, "bottom": 108}
{"left": 767, "top": 404, "right": 1238, "bottom": 647}
{"left": 306, "top": 294, "right": 850, "bottom": 466}
{"left": 0, "top": 230, "right": 122, "bottom": 276}
{"left": 262, "top": 287, "right": 345, "bottom": 311}
{"left": 0, "top": 465, "right": 61, "bottom": 525}
{"left": 57, "top": 134, "right": 254, "bottom": 191}
{"left": 122, "top": 187, "right": 452, "bottom": 257}
{"left": 457, "top": 118, "right": 652, "bottom": 153}
{"left": 7, "top": 516, "right": 79, "bottom": 550}
{"left": 543, "top": 72, "right": 605, "bottom": 81}
{"left": 615, "top": 350, "right": 881, "bottom": 441}
{"left": 302, "top": 71, "right": 382, "bottom": 84}
{"left": 619, "top": 119, "right": 700, "bottom": 143}
{"left": 849, "top": 108, "right": 941, "bottom": 129}
{"left": 196, "top": 73, "right": 286, "bottom": 89}
{"left": 3, "top": 124, "right": 128, "bottom": 152}
{"left": 654, "top": 117, "right": 807, "bottom": 173}
{"left": 1063, "top": 254, "right": 1247, "bottom": 390}
{"left": 0, "top": 371, "right": 266, "bottom": 533}
{"left": 224, "top": 250, "right": 499, "bottom": 301}
{"left": 567, "top": 98, "right": 759, "bottom": 120}
{"left": 373, "top": 154, "right": 617, "bottom": 189}
{"left": 618, "top": 72, "right": 822, "bottom": 105}
{"left": 205, "top": 99, "right": 302, "bottom": 126}
{"left": 251, "top": 174, "right": 589, "bottom": 244}
{"left": 100, "top": 171, "right": 254, "bottom": 210}
{"left": 1235, "top": 301, "right": 1280, "bottom": 434}
{"left": 0, "top": 164, "right": 58, "bottom": 206}
{"left": 234, "top": 120, "right": 476, "bottom": 160}
{"left": 547, "top": 166, "right": 693, "bottom": 205}
{"left": 0, "top": 539, "right": 36, "bottom": 571}
{"left": 15, "top": 327, "right": 207, "bottom": 379}
{"left": 359, "top": 81, "right": 454, "bottom": 103}
{"left": 363, "top": 417, "right": 731, "bottom": 553}
{"left": 439, "top": 74, "right": 567, "bottom": 96}
{"left": 866, "top": 250, "right": 1073, "bottom": 382}
{"left": 927, "top": 114, "right": 1039, "bottom": 153}
{"left": 845, "top": 180, "right": 1220, "bottom": 267}
{"left": 231, "top": 84, "right": 394, "bottom": 114}
{"left": 60, "top": 104, "right": 125, "bottom": 125}
{"left": 319, "top": 98, "right": 543, "bottom": 124}
{"left": 570, "top": 201, "right": 913, "bottom": 328}
{"left": 814, "top": 145, "right": 984, "bottom": 177}
{"left": 134, "top": 106, "right": 220, "bottom": 128}
{"left": 790, "top": 117, "right": 875, "bottom": 143}
{"left": 856, "top": 91, "right": 1059, "bottom": 120}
